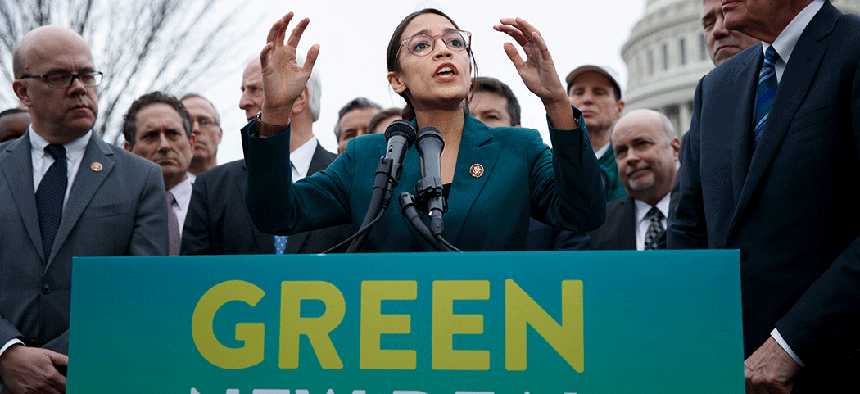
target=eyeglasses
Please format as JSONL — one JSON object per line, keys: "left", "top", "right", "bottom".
{"left": 399, "top": 30, "right": 471, "bottom": 57}
{"left": 19, "top": 71, "right": 104, "bottom": 89}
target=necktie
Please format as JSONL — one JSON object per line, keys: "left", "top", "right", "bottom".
{"left": 644, "top": 206, "right": 665, "bottom": 251}
{"left": 36, "top": 144, "right": 67, "bottom": 260}
{"left": 274, "top": 235, "right": 288, "bottom": 254}
{"left": 753, "top": 46, "right": 780, "bottom": 148}
{"left": 166, "top": 191, "right": 180, "bottom": 256}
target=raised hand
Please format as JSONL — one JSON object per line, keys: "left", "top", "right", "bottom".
{"left": 494, "top": 18, "right": 575, "bottom": 129}
{"left": 259, "top": 12, "right": 320, "bottom": 125}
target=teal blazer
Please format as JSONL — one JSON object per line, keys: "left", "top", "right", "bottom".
{"left": 242, "top": 111, "right": 605, "bottom": 251}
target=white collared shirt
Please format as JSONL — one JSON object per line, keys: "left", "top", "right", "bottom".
{"left": 29, "top": 127, "right": 92, "bottom": 210}
{"left": 764, "top": 0, "right": 825, "bottom": 83}
{"left": 290, "top": 137, "right": 318, "bottom": 181}
{"left": 169, "top": 175, "right": 194, "bottom": 235}
{"left": 633, "top": 193, "right": 671, "bottom": 251}
{"left": 594, "top": 142, "right": 610, "bottom": 159}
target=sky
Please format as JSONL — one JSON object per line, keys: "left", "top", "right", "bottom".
{"left": 203, "top": 0, "right": 650, "bottom": 164}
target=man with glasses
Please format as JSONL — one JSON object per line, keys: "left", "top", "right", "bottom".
{"left": 181, "top": 93, "right": 222, "bottom": 175}
{"left": 0, "top": 26, "right": 168, "bottom": 394}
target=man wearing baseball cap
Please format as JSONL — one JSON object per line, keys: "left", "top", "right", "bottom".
{"left": 566, "top": 65, "right": 626, "bottom": 202}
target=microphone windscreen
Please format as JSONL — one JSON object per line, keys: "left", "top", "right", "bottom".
{"left": 384, "top": 119, "right": 417, "bottom": 145}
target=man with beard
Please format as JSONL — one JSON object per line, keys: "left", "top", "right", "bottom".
{"left": 587, "top": 110, "right": 678, "bottom": 250}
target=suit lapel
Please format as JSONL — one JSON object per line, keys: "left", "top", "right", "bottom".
{"left": 1, "top": 135, "right": 44, "bottom": 261}
{"left": 621, "top": 197, "right": 637, "bottom": 250}
{"left": 729, "top": 5, "right": 835, "bottom": 238}
{"left": 447, "top": 116, "right": 500, "bottom": 244}
{"left": 730, "top": 47, "right": 761, "bottom": 207}
{"left": 50, "top": 137, "right": 114, "bottom": 265}
{"left": 307, "top": 143, "right": 332, "bottom": 175}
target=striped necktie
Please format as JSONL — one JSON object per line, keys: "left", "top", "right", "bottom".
{"left": 753, "top": 46, "right": 780, "bottom": 148}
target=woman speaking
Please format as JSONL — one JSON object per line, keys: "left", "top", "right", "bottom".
{"left": 242, "top": 9, "right": 605, "bottom": 251}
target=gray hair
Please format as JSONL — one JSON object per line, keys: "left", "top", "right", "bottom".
{"left": 297, "top": 55, "right": 322, "bottom": 122}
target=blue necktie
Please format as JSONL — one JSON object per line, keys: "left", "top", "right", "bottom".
{"left": 36, "top": 144, "right": 67, "bottom": 259}
{"left": 274, "top": 235, "right": 288, "bottom": 254}
{"left": 753, "top": 46, "right": 780, "bottom": 148}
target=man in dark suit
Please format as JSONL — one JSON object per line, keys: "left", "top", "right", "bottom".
{"left": 181, "top": 58, "right": 350, "bottom": 255}
{"left": 669, "top": 0, "right": 860, "bottom": 392}
{"left": 0, "top": 26, "right": 167, "bottom": 393}
{"left": 588, "top": 110, "right": 679, "bottom": 251}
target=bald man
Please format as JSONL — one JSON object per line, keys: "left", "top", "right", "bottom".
{"left": 588, "top": 110, "right": 679, "bottom": 251}
{"left": 0, "top": 26, "right": 168, "bottom": 393}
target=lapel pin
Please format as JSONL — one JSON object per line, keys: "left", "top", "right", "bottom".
{"left": 469, "top": 164, "right": 484, "bottom": 178}
{"left": 90, "top": 162, "right": 103, "bottom": 172}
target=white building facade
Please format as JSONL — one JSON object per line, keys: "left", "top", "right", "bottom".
{"left": 622, "top": 0, "right": 860, "bottom": 135}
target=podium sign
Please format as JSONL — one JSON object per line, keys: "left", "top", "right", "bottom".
{"left": 69, "top": 251, "right": 742, "bottom": 393}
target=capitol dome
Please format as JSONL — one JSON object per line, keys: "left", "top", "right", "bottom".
{"left": 621, "top": 0, "right": 860, "bottom": 135}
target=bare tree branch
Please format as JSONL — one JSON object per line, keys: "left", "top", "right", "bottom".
{"left": 0, "top": 0, "right": 263, "bottom": 144}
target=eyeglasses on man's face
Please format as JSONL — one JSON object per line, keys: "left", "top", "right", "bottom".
{"left": 19, "top": 71, "right": 104, "bottom": 89}
{"left": 400, "top": 30, "right": 471, "bottom": 57}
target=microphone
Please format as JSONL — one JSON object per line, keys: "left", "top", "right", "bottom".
{"left": 345, "top": 119, "right": 416, "bottom": 252}
{"left": 415, "top": 126, "right": 446, "bottom": 236}
{"left": 384, "top": 119, "right": 417, "bottom": 185}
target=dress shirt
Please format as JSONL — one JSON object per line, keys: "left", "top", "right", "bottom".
{"left": 765, "top": 0, "right": 825, "bottom": 83}
{"left": 169, "top": 175, "right": 194, "bottom": 235}
{"left": 290, "top": 137, "right": 318, "bottom": 180}
{"left": 29, "top": 127, "right": 91, "bottom": 209}
{"left": 594, "top": 142, "right": 610, "bottom": 159}
{"left": 633, "top": 193, "right": 671, "bottom": 251}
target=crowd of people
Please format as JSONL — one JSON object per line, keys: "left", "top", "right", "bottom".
{"left": 0, "top": 0, "right": 858, "bottom": 393}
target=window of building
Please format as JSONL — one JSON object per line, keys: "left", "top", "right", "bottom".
{"left": 662, "top": 43, "right": 669, "bottom": 70}
{"left": 699, "top": 34, "right": 707, "bottom": 61}
{"left": 648, "top": 49, "right": 655, "bottom": 75}
{"left": 679, "top": 38, "right": 687, "bottom": 66}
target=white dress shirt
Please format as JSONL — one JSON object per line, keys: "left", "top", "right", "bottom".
{"left": 169, "top": 175, "right": 194, "bottom": 235}
{"left": 290, "top": 137, "right": 319, "bottom": 181}
{"left": 765, "top": 0, "right": 825, "bottom": 83}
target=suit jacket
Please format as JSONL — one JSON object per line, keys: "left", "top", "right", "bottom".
{"left": 587, "top": 196, "right": 636, "bottom": 250}
{"left": 668, "top": 2, "right": 860, "bottom": 387}
{"left": 525, "top": 218, "right": 589, "bottom": 251}
{"left": 242, "top": 111, "right": 606, "bottom": 251}
{"left": 181, "top": 143, "right": 352, "bottom": 255}
{"left": 0, "top": 133, "right": 167, "bottom": 360}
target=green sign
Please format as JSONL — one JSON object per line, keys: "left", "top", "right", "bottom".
{"left": 68, "top": 251, "right": 742, "bottom": 393}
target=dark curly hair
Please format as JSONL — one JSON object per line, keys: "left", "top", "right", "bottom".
{"left": 385, "top": 8, "right": 477, "bottom": 121}
{"left": 122, "top": 91, "right": 192, "bottom": 146}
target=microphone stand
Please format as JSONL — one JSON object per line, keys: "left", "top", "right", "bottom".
{"left": 344, "top": 157, "right": 394, "bottom": 252}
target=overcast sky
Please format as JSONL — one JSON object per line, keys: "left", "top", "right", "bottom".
{"left": 198, "top": 0, "right": 650, "bottom": 163}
